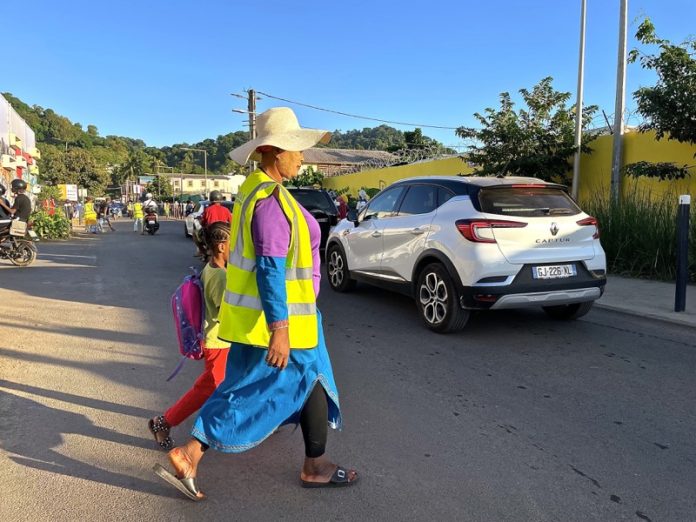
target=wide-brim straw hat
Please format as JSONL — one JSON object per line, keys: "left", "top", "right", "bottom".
{"left": 229, "top": 107, "right": 331, "bottom": 165}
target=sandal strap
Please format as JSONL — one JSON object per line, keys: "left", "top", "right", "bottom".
{"left": 330, "top": 466, "right": 352, "bottom": 484}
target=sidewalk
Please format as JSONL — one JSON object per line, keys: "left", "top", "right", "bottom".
{"left": 596, "top": 275, "right": 696, "bottom": 329}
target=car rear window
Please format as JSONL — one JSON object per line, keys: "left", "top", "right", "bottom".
{"left": 478, "top": 187, "right": 581, "bottom": 217}
{"left": 291, "top": 191, "right": 335, "bottom": 214}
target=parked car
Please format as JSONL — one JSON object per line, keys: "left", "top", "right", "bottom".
{"left": 184, "top": 200, "right": 234, "bottom": 238}
{"left": 286, "top": 187, "right": 338, "bottom": 252}
{"left": 326, "top": 176, "right": 607, "bottom": 333}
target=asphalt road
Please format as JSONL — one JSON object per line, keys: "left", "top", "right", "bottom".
{"left": 1, "top": 220, "right": 695, "bottom": 521}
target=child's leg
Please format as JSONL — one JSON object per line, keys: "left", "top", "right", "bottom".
{"left": 163, "top": 348, "right": 229, "bottom": 427}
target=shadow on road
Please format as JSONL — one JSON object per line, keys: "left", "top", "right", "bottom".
{"left": 0, "top": 389, "right": 177, "bottom": 498}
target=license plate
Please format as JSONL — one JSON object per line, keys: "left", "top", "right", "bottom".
{"left": 148, "top": 221, "right": 155, "bottom": 225}
{"left": 28, "top": 230, "right": 38, "bottom": 239}
{"left": 532, "top": 264, "right": 576, "bottom": 279}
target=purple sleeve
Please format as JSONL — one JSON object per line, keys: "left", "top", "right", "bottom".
{"left": 251, "top": 195, "right": 322, "bottom": 298}
{"left": 252, "top": 197, "right": 290, "bottom": 257}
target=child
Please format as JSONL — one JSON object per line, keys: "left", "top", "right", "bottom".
{"left": 148, "top": 222, "right": 231, "bottom": 449}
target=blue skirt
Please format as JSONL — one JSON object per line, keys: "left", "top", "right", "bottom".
{"left": 191, "top": 312, "right": 341, "bottom": 453}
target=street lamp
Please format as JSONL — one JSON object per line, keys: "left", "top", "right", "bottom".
{"left": 180, "top": 147, "right": 208, "bottom": 198}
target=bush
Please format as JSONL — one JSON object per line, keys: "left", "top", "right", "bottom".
{"left": 30, "top": 210, "right": 71, "bottom": 239}
{"left": 583, "top": 184, "right": 696, "bottom": 282}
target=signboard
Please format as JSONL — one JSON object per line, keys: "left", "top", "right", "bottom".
{"left": 138, "top": 176, "right": 154, "bottom": 185}
{"left": 58, "top": 184, "right": 79, "bottom": 201}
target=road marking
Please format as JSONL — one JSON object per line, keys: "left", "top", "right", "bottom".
{"left": 39, "top": 254, "right": 97, "bottom": 260}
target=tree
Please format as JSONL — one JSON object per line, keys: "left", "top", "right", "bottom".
{"left": 146, "top": 176, "right": 173, "bottom": 199}
{"left": 629, "top": 18, "right": 696, "bottom": 147}
{"left": 286, "top": 166, "right": 325, "bottom": 188}
{"left": 456, "top": 77, "right": 597, "bottom": 184}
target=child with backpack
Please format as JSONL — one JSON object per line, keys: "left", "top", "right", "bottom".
{"left": 148, "top": 222, "right": 231, "bottom": 450}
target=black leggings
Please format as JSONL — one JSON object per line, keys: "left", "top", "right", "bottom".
{"left": 300, "top": 384, "right": 328, "bottom": 458}
{"left": 196, "top": 384, "right": 328, "bottom": 458}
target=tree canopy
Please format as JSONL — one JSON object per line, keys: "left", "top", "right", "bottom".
{"left": 456, "top": 77, "right": 597, "bottom": 184}
{"left": 628, "top": 18, "right": 696, "bottom": 147}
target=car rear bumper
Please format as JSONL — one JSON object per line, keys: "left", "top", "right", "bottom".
{"left": 489, "top": 287, "right": 602, "bottom": 309}
{"left": 458, "top": 262, "right": 606, "bottom": 310}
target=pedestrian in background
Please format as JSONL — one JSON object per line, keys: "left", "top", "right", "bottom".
{"left": 154, "top": 107, "right": 357, "bottom": 501}
{"left": 148, "top": 223, "right": 231, "bottom": 450}
{"left": 133, "top": 200, "right": 144, "bottom": 233}
{"left": 84, "top": 197, "right": 98, "bottom": 233}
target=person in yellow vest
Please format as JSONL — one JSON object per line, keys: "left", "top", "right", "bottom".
{"left": 132, "top": 200, "right": 144, "bottom": 233}
{"left": 154, "top": 108, "right": 357, "bottom": 501}
{"left": 83, "top": 197, "right": 98, "bottom": 233}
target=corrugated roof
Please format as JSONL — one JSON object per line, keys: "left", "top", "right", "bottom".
{"left": 302, "top": 148, "right": 396, "bottom": 165}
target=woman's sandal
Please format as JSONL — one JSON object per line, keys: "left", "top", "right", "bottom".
{"left": 301, "top": 466, "right": 359, "bottom": 489}
{"left": 152, "top": 448, "right": 206, "bottom": 501}
{"left": 148, "top": 416, "right": 173, "bottom": 450}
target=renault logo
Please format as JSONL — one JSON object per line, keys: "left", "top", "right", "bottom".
{"left": 550, "top": 222, "right": 559, "bottom": 236}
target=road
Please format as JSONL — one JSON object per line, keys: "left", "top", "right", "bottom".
{"left": 1, "top": 219, "right": 695, "bottom": 521}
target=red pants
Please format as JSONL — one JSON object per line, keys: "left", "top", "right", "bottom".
{"left": 164, "top": 347, "right": 229, "bottom": 427}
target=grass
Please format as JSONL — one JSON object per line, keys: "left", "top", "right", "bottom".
{"left": 583, "top": 183, "right": 696, "bottom": 282}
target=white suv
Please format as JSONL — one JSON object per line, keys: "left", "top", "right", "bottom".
{"left": 326, "top": 176, "right": 607, "bottom": 333}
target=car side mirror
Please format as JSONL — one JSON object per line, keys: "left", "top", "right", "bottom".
{"left": 347, "top": 209, "right": 359, "bottom": 226}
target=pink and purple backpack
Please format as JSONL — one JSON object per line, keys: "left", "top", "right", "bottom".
{"left": 167, "top": 269, "right": 205, "bottom": 381}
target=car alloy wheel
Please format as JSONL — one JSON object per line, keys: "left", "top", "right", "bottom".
{"left": 416, "top": 263, "right": 469, "bottom": 333}
{"left": 419, "top": 272, "right": 448, "bottom": 325}
{"left": 328, "top": 249, "right": 344, "bottom": 287}
{"left": 327, "top": 245, "right": 355, "bottom": 292}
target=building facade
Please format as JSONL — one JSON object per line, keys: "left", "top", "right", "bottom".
{"left": 151, "top": 172, "right": 246, "bottom": 199}
{"left": 0, "top": 94, "right": 40, "bottom": 192}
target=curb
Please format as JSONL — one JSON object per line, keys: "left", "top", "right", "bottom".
{"left": 594, "top": 302, "right": 696, "bottom": 330}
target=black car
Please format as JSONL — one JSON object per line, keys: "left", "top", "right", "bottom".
{"left": 286, "top": 187, "right": 338, "bottom": 252}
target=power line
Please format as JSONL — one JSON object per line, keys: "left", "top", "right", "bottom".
{"left": 256, "top": 91, "right": 460, "bottom": 130}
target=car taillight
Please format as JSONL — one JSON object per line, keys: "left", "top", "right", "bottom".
{"left": 576, "top": 216, "right": 600, "bottom": 239}
{"left": 455, "top": 219, "right": 527, "bottom": 243}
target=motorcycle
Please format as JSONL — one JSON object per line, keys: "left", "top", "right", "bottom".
{"left": 144, "top": 208, "right": 160, "bottom": 235}
{"left": 0, "top": 219, "right": 38, "bottom": 267}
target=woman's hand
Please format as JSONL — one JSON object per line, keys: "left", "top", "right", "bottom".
{"left": 266, "top": 328, "right": 290, "bottom": 370}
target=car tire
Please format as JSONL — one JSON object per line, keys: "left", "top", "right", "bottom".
{"left": 416, "top": 263, "right": 469, "bottom": 333}
{"left": 327, "top": 244, "right": 356, "bottom": 292}
{"left": 543, "top": 301, "right": 594, "bottom": 320}
{"left": 184, "top": 224, "right": 191, "bottom": 238}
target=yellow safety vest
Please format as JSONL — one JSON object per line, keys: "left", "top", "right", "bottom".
{"left": 133, "top": 202, "right": 144, "bottom": 218}
{"left": 218, "top": 170, "right": 318, "bottom": 349}
{"left": 84, "top": 202, "right": 97, "bottom": 221}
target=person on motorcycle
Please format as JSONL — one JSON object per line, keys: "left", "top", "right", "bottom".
{"left": 195, "top": 191, "right": 231, "bottom": 257}
{"left": 143, "top": 193, "right": 158, "bottom": 213}
{"left": 0, "top": 179, "right": 33, "bottom": 222}
{"left": 0, "top": 185, "right": 11, "bottom": 220}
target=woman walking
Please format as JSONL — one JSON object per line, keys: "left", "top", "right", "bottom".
{"left": 148, "top": 223, "right": 231, "bottom": 450}
{"left": 154, "top": 107, "right": 358, "bottom": 501}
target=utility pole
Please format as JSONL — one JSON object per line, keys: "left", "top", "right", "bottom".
{"left": 610, "top": 0, "right": 628, "bottom": 204}
{"left": 248, "top": 89, "right": 258, "bottom": 172}
{"left": 571, "top": 0, "right": 587, "bottom": 201}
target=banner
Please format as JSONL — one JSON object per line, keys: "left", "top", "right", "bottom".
{"left": 58, "top": 184, "right": 79, "bottom": 201}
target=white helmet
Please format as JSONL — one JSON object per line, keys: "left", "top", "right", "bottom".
{"left": 146, "top": 193, "right": 153, "bottom": 199}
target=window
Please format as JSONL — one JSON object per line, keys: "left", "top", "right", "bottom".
{"left": 200, "top": 180, "right": 206, "bottom": 187}
{"left": 173, "top": 179, "right": 180, "bottom": 186}
{"left": 187, "top": 180, "right": 193, "bottom": 188}
{"left": 363, "top": 186, "right": 405, "bottom": 220}
{"left": 214, "top": 181, "right": 220, "bottom": 188}
{"left": 478, "top": 187, "right": 581, "bottom": 217}
{"left": 438, "top": 187, "right": 454, "bottom": 206}
{"left": 397, "top": 184, "right": 438, "bottom": 215}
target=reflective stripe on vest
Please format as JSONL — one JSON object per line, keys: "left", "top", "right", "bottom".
{"left": 217, "top": 170, "right": 318, "bottom": 349}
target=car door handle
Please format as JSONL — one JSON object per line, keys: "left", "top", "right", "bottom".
{"left": 371, "top": 231, "right": 382, "bottom": 238}
{"left": 410, "top": 227, "right": 426, "bottom": 235}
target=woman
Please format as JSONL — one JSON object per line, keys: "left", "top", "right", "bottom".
{"left": 154, "top": 107, "right": 358, "bottom": 501}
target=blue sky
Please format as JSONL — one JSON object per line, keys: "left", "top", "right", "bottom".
{"left": 8, "top": 0, "right": 695, "bottom": 149}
